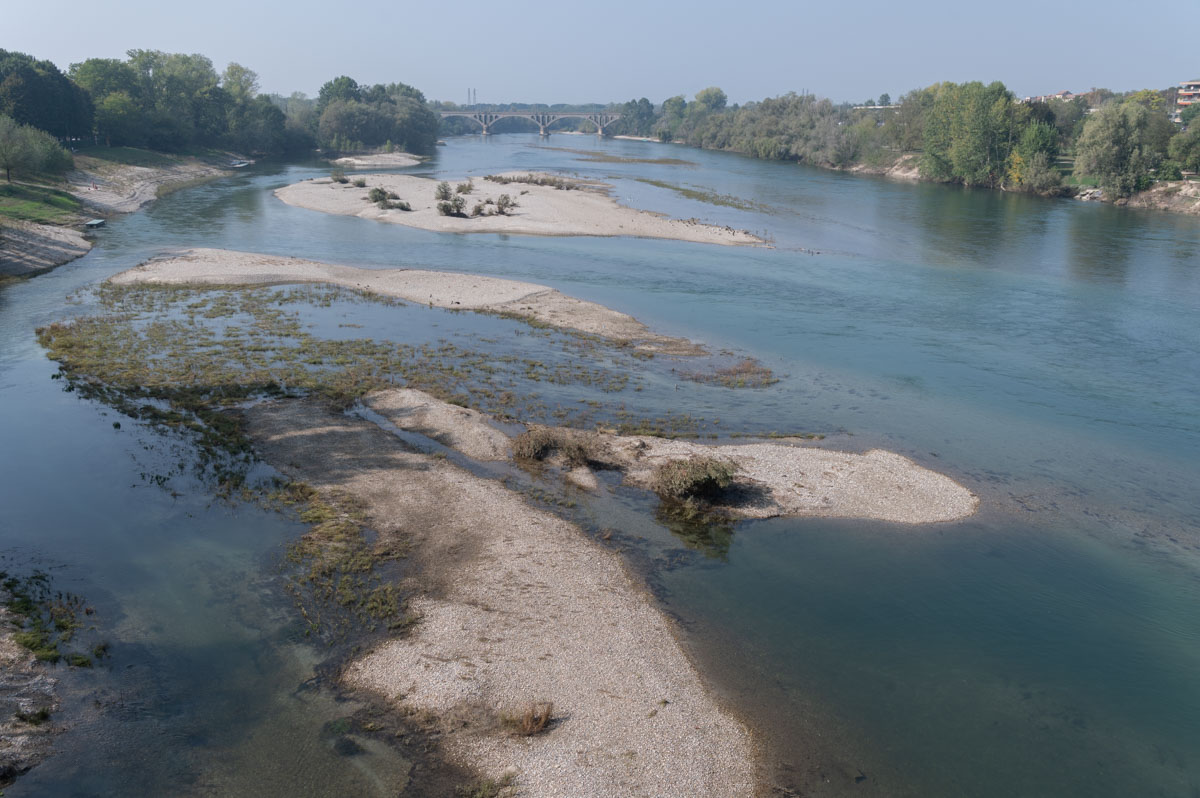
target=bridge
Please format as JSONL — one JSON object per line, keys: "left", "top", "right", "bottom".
{"left": 440, "top": 111, "right": 622, "bottom": 137}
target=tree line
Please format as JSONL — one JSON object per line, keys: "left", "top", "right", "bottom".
{"left": 599, "top": 82, "right": 1200, "bottom": 198}
{"left": 0, "top": 47, "right": 441, "bottom": 181}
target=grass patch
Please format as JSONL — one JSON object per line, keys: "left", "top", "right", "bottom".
{"left": 73, "top": 146, "right": 181, "bottom": 169}
{"left": 457, "top": 772, "right": 515, "bottom": 798}
{"left": 499, "top": 701, "right": 554, "bottom": 736}
{"left": 0, "top": 182, "right": 83, "bottom": 225}
{"left": 1, "top": 569, "right": 99, "bottom": 668}
{"left": 679, "top": 358, "right": 778, "bottom": 389}
{"left": 650, "top": 456, "right": 737, "bottom": 501}
{"left": 270, "top": 482, "right": 415, "bottom": 643}
{"left": 484, "top": 173, "right": 577, "bottom": 190}
{"left": 512, "top": 427, "right": 611, "bottom": 468}
{"left": 632, "top": 178, "right": 765, "bottom": 211}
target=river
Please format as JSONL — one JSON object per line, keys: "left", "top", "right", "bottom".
{"left": 1, "top": 134, "right": 1198, "bottom": 796}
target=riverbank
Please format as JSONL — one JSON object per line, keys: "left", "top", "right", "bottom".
{"left": 274, "top": 172, "right": 762, "bottom": 246}
{"left": 110, "top": 248, "right": 705, "bottom": 354}
{"left": 68, "top": 149, "right": 232, "bottom": 215}
{"left": 0, "top": 608, "right": 58, "bottom": 788}
{"left": 0, "top": 221, "right": 91, "bottom": 278}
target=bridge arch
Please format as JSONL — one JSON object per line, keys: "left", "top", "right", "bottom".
{"left": 439, "top": 111, "right": 622, "bottom": 137}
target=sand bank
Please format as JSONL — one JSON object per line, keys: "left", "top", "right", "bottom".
{"left": 369, "top": 388, "right": 977, "bottom": 525}
{"left": 110, "top": 248, "right": 703, "bottom": 354}
{"left": 0, "top": 221, "right": 91, "bottom": 277}
{"left": 68, "top": 154, "right": 230, "bottom": 214}
{"left": 331, "top": 153, "right": 421, "bottom": 168}
{"left": 243, "top": 398, "right": 758, "bottom": 798}
{"left": 274, "top": 172, "right": 762, "bottom": 246}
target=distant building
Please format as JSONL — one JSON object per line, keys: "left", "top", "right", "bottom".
{"left": 1021, "top": 89, "right": 1076, "bottom": 104}
{"left": 1176, "top": 79, "right": 1200, "bottom": 122}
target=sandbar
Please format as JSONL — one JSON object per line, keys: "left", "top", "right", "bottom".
{"left": 110, "top": 248, "right": 703, "bottom": 354}
{"left": 274, "top": 172, "right": 762, "bottom": 246}
{"left": 331, "top": 153, "right": 421, "bottom": 169}
{"left": 243, "top": 398, "right": 759, "bottom": 798}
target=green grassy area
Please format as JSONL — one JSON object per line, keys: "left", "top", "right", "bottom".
{"left": 0, "top": 182, "right": 83, "bottom": 224}
{"left": 73, "top": 145, "right": 185, "bottom": 169}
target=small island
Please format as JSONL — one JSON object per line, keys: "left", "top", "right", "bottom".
{"left": 275, "top": 172, "right": 763, "bottom": 246}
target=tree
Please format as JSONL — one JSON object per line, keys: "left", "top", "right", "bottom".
{"left": 221, "top": 62, "right": 259, "bottom": 105}
{"left": 0, "top": 114, "right": 33, "bottom": 180}
{"left": 94, "top": 91, "right": 143, "bottom": 146}
{"left": 693, "top": 87, "right": 728, "bottom": 113}
{"left": 921, "top": 81, "right": 1017, "bottom": 187}
{"left": 316, "top": 76, "right": 361, "bottom": 117}
{"left": 1168, "top": 127, "right": 1200, "bottom": 172}
{"left": 878, "top": 93, "right": 891, "bottom": 107}
{"left": 1181, "top": 104, "right": 1200, "bottom": 126}
{"left": 1075, "top": 102, "right": 1161, "bottom": 197}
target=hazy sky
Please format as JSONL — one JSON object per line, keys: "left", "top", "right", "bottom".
{"left": 4, "top": 0, "right": 1196, "bottom": 104}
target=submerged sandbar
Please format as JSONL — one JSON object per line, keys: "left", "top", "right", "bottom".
{"left": 110, "top": 248, "right": 703, "bottom": 354}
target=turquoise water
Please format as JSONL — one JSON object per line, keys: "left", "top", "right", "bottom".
{"left": 2, "top": 134, "right": 1198, "bottom": 795}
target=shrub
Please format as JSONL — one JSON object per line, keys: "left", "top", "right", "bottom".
{"left": 330, "top": 169, "right": 349, "bottom": 184}
{"left": 650, "top": 457, "right": 737, "bottom": 500}
{"left": 500, "top": 701, "right": 553, "bottom": 736}
{"left": 513, "top": 427, "right": 608, "bottom": 467}
{"left": 455, "top": 180, "right": 473, "bottom": 194}
{"left": 352, "top": 177, "right": 366, "bottom": 188}
{"left": 471, "top": 202, "right": 485, "bottom": 217}
{"left": 496, "top": 194, "right": 514, "bottom": 215}
{"left": 435, "top": 181, "right": 453, "bottom": 201}
{"left": 368, "top": 187, "right": 388, "bottom": 203}
{"left": 436, "top": 195, "right": 467, "bottom": 217}
{"left": 1157, "top": 160, "right": 1184, "bottom": 181}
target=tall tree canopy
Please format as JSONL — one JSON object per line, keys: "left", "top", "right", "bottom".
{"left": 0, "top": 50, "right": 92, "bottom": 140}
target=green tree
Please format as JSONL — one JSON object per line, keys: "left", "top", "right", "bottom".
{"left": 878, "top": 92, "right": 891, "bottom": 107}
{"left": 93, "top": 91, "right": 143, "bottom": 146}
{"left": 316, "top": 76, "right": 361, "bottom": 117}
{"left": 0, "top": 114, "right": 34, "bottom": 181}
{"left": 1168, "top": 127, "right": 1200, "bottom": 172}
{"left": 693, "top": 87, "right": 728, "bottom": 113}
{"left": 1075, "top": 102, "right": 1161, "bottom": 197}
{"left": 1181, "top": 104, "right": 1200, "bottom": 126}
{"left": 921, "top": 81, "right": 1017, "bottom": 187}
{"left": 221, "top": 62, "right": 259, "bottom": 105}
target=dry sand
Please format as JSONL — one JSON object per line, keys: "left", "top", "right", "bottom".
{"left": 243, "top": 398, "right": 758, "bottom": 798}
{"left": 274, "top": 172, "right": 762, "bottom": 246}
{"left": 614, "top": 436, "right": 977, "bottom": 523}
{"left": 0, "top": 221, "right": 92, "bottom": 277}
{"left": 368, "top": 388, "right": 978, "bottom": 525}
{"left": 110, "top": 248, "right": 703, "bottom": 354}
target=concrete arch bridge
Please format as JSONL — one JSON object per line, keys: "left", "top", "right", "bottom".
{"left": 439, "top": 111, "right": 622, "bottom": 136}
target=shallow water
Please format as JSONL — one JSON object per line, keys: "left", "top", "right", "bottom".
{"left": 2, "top": 134, "right": 1199, "bottom": 795}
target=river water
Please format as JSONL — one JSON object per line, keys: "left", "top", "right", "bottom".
{"left": 1, "top": 134, "right": 1198, "bottom": 796}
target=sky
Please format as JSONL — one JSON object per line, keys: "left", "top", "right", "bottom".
{"left": 4, "top": 0, "right": 1197, "bottom": 105}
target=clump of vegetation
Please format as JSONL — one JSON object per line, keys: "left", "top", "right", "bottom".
{"left": 351, "top": 177, "right": 367, "bottom": 188}
{"left": 650, "top": 456, "right": 737, "bottom": 501}
{"left": 437, "top": 195, "right": 466, "bottom": 217}
{"left": 495, "top": 194, "right": 515, "bottom": 215}
{"left": 483, "top": 173, "right": 576, "bottom": 190}
{"left": 368, "top": 186, "right": 410, "bottom": 210}
{"left": 457, "top": 772, "right": 515, "bottom": 798}
{"left": 0, "top": 182, "right": 82, "bottom": 225}
{"left": 680, "top": 358, "right": 778, "bottom": 388}
{"left": 499, "top": 701, "right": 554, "bottom": 736}
{"left": 330, "top": 169, "right": 349, "bottom": 184}
{"left": 1, "top": 570, "right": 99, "bottom": 667}
{"left": 435, "top": 181, "right": 453, "bottom": 201}
{"left": 14, "top": 707, "right": 52, "bottom": 725}
{"left": 271, "top": 481, "right": 415, "bottom": 643}
{"left": 513, "top": 427, "right": 610, "bottom": 468}
{"left": 632, "top": 178, "right": 765, "bottom": 211}
{"left": 455, "top": 180, "right": 473, "bottom": 194}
